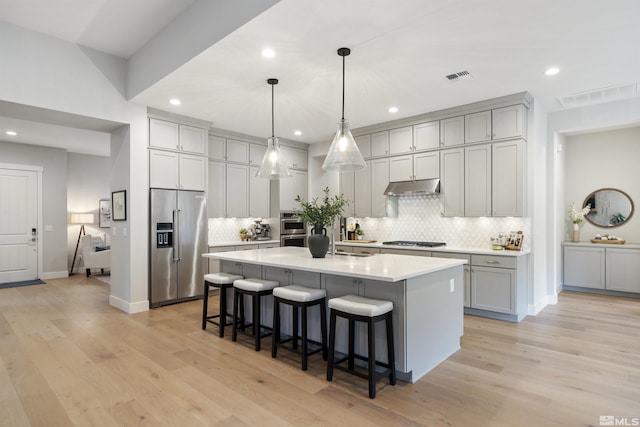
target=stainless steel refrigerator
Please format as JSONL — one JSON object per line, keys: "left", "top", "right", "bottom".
{"left": 149, "top": 189, "right": 207, "bottom": 307}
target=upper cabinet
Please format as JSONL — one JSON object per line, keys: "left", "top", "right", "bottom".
{"left": 465, "top": 105, "right": 526, "bottom": 144}
{"left": 388, "top": 126, "right": 413, "bottom": 155}
{"left": 354, "top": 135, "right": 371, "bottom": 159}
{"left": 281, "top": 146, "right": 308, "bottom": 170}
{"left": 208, "top": 135, "right": 225, "bottom": 160}
{"left": 371, "top": 131, "right": 390, "bottom": 157}
{"left": 149, "top": 118, "right": 207, "bottom": 155}
{"left": 226, "top": 139, "right": 250, "bottom": 163}
{"left": 413, "top": 121, "right": 440, "bottom": 151}
{"left": 440, "top": 116, "right": 465, "bottom": 147}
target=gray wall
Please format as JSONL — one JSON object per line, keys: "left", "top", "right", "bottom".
{"left": 0, "top": 140, "right": 67, "bottom": 277}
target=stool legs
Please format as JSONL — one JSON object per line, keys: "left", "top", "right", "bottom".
{"left": 386, "top": 314, "right": 397, "bottom": 386}
{"left": 327, "top": 309, "right": 337, "bottom": 381}
{"left": 253, "top": 293, "right": 261, "bottom": 351}
{"left": 201, "top": 280, "right": 210, "bottom": 330}
{"left": 368, "top": 319, "right": 376, "bottom": 398}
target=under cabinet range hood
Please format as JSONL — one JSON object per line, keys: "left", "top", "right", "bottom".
{"left": 383, "top": 178, "right": 440, "bottom": 196}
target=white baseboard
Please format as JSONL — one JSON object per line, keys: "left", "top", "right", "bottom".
{"left": 109, "top": 295, "right": 149, "bottom": 314}
{"left": 528, "top": 292, "right": 559, "bottom": 316}
{"left": 41, "top": 270, "right": 69, "bottom": 280}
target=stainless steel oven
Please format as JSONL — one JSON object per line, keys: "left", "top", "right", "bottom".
{"left": 280, "top": 212, "right": 306, "bottom": 235}
{"left": 280, "top": 234, "right": 307, "bottom": 247}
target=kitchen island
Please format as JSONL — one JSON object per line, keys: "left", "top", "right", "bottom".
{"left": 204, "top": 246, "right": 466, "bottom": 383}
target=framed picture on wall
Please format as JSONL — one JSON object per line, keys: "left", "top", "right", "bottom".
{"left": 99, "top": 198, "right": 111, "bottom": 228}
{"left": 112, "top": 190, "right": 127, "bottom": 221}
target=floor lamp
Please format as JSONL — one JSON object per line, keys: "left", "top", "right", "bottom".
{"left": 69, "top": 213, "right": 94, "bottom": 275}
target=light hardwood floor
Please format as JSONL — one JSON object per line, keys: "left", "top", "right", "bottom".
{"left": 1, "top": 275, "right": 639, "bottom": 426}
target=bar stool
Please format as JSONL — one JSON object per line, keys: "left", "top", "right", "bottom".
{"left": 202, "top": 272, "right": 243, "bottom": 337}
{"left": 272, "top": 285, "right": 328, "bottom": 370}
{"left": 232, "top": 278, "right": 279, "bottom": 351}
{"left": 326, "top": 294, "right": 396, "bottom": 399}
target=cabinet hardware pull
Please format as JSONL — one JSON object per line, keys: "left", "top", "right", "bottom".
{"left": 486, "top": 260, "right": 499, "bottom": 264}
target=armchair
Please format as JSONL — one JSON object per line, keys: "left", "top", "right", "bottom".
{"left": 80, "top": 234, "right": 110, "bottom": 277}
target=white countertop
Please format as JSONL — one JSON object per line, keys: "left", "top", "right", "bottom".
{"left": 336, "top": 241, "right": 530, "bottom": 256}
{"left": 208, "top": 239, "right": 279, "bottom": 248}
{"left": 204, "top": 246, "right": 466, "bottom": 282}
{"left": 562, "top": 241, "right": 640, "bottom": 249}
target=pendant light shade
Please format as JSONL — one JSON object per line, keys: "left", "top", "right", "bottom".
{"left": 322, "top": 47, "right": 366, "bottom": 172}
{"left": 256, "top": 78, "right": 292, "bottom": 179}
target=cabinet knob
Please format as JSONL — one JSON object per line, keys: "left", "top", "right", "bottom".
{"left": 486, "top": 260, "right": 499, "bottom": 265}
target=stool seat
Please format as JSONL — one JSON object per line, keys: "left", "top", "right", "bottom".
{"left": 273, "top": 285, "right": 326, "bottom": 302}
{"left": 204, "top": 272, "right": 243, "bottom": 285}
{"left": 328, "top": 294, "right": 393, "bottom": 317}
{"left": 202, "top": 273, "right": 244, "bottom": 337}
{"left": 234, "top": 278, "right": 278, "bottom": 292}
{"left": 232, "top": 278, "right": 278, "bottom": 351}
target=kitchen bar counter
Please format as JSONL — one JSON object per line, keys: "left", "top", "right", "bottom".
{"left": 204, "top": 246, "right": 466, "bottom": 382}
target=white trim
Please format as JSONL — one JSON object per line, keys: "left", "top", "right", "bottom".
{"left": 109, "top": 295, "right": 149, "bottom": 313}
{"left": 41, "top": 271, "right": 69, "bottom": 280}
{"left": 528, "top": 292, "right": 557, "bottom": 316}
{"left": 0, "top": 163, "right": 44, "bottom": 281}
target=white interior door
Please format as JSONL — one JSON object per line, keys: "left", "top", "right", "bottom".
{"left": 0, "top": 168, "right": 38, "bottom": 283}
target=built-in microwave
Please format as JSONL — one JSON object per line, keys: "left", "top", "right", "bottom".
{"left": 280, "top": 211, "right": 306, "bottom": 235}
{"left": 280, "top": 234, "right": 307, "bottom": 247}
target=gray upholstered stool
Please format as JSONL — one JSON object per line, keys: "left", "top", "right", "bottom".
{"left": 232, "top": 278, "right": 279, "bottom": 351}
{"left": 202, "top": 272, "right": 244, "bottom": 337}
{"left": 272, "top": 285, "right": 328, "bottom": 370}
{"left": 326, "top": 294, "right": 396, "bottom": 399}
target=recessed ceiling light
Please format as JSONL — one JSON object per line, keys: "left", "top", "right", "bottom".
{"left": 261, "top": 48, "right": 275, "bottom": 58}
{"left": 170, "top": 98, "right": 181, "bottom": 106}
{"left": 388, "top": 106, "right": 399, "bottom": 113}
{"left": 545, "top": 67, "right": 560, "bottom": 76}
{"left": 6, "top": 130, "right": 17, "bottom": 136}
{"left": 294, "top": 130, "right": 302, "bottom": 136}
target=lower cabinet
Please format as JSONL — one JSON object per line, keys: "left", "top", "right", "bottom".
{"left": 470, "top": 254, "right": 527, "bottom": 320}
{"left": 433, "top": 252, "right": 471, "bottom": 308}
{"left": 563, "top": 244, "right": 640, "bottom": 293}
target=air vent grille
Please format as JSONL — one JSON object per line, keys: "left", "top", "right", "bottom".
{"left": 558, "top": 83, "right": 637, "bottom": 108}
{"left": 445, "top": 70, "right": 472, "bottom": 82}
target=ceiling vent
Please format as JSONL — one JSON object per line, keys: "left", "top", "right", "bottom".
{"left": 558, "top": 82, "right": 637, "bottom": 108}
{"left": 445, "top": 70, "right": 472, "bottom": 82}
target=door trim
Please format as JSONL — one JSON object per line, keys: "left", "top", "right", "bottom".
{"left": 0, "top": 163, "right": 43, "bottom": 280}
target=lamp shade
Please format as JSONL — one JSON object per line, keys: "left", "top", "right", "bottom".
{"left": 70, "top": 213, "right": 94, "bottom": 224}
{"left": 256, "top": 137, "right": 292, "bottom": 179}
{"left": 322, "top": 119, "right": 366, "bottom": 171}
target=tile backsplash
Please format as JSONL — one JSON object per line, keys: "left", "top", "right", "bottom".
{"left": 208, "top": 217, "right": 276, "bottom": 244}
{"left": 346, "top": 194, "right": 531, "bottom": 250}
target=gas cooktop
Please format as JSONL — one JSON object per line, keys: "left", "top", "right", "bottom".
{"left": 382, "top": 241, "right": 446, "bottom": 248}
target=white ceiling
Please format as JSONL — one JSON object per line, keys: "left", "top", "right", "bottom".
{"left": 1, "top": 0, "right": 640, "bottom": 154}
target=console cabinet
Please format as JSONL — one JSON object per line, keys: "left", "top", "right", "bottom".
{"left": 563, "top": 244, "right": 640, "bottom": 293}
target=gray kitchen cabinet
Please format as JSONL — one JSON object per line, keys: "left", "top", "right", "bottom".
{"left": 249, "top": 166, "right": 270, "bottom": 218}
{"left": 352, "top": 246, "right": 381, "bottom": 255}
{"left": 492, "top": 105, "right": 526, "bottom": 140}
{"left": 465, "top": 144, "right": 492, "bottom": 217}
{"left": 354, "top": 160, "right": 371, "bottom": 218}
{"left": 606, "top": 248, "right": 640, "bottom": 293}
{"left": 225, "top": 163, "right": 250, "bottom": 217}
{"left": 226, "top": 139, "right": 250, "bottom": 163}
{"left": 492, "top": 139, "right": 525, "bottom": 217}
{"left": 389, "top": 126, "right": 414, "bottom": 155}
{"left": 149, "top": 118, "right": 207, "bottom": 155}
{"left": 280, "top": 170, "right": 307, "bottom": 211}
{"left": 413, "top": 121, "right": 440, "bottom": 151}
{"left": 440, "top": 148, "right": 465, "bottom": 217}
{"left": 339, "top": 170, "right": 355, "bottom": 217}
{"left": 355, "top": 134, "right": 372, "bottom": 159}
{"left": 208, "top": 135, "right": 225, "bottom": 160}
{"left": 249, "top": 144, "right": 266, "bottom": 166}
{"left": 371, "top": 131, "right": 390, "bottom": 157}
{"left": 281, "top": 145, "right": 308, "bottom": 170}
{"left": 149, "top": 149, "right": 206, "bottom": 191}
{"left": 263, "top": 266, "right": 321, "bottom": 287}
{"left": 470, "top": 254, "right": 527, "bottom": 320}
{"left": 389, "top": 151, "right": 439, "bottom": 182}
{"left": 380, "top": 248, "right": 431, "bottom": 257}
{"left": 370, "top": 157, "right": 390, "bottom": 217}
{"left": 207, "top": 160, "right": 225, "bottom": 217}
{"left": 465, "top": 110, "right": 492, "bottom": 144}
{"left": 563, "top": 245, "right": 605, "bottom": 289}
{"left": 440, "top": 116, "right": 465, "bottom": 147}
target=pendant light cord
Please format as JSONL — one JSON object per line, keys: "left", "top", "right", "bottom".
{"left": 271, "top": 83, "right": 275, "bottom": 137}
{"left": 341, "top": 53, "right": 345, "bottom": 120}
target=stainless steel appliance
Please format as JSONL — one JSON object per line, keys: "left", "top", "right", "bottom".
{"left": 382, "top": 240, "right": 446, "bottom": 248}
{"left": 280, "top": 211, "right": 306, "bottom": 246}
{"left": 252, "top": 219, "right": 271, "bottom": 241}
{"left": 150, "top": 189, "right": 207, "bottom": 307}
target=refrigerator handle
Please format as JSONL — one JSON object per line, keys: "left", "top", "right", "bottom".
{"left": 172, "top": 209, "right": 181, "bottom": 262}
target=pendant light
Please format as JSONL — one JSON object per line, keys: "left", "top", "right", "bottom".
{"left": 322, "top": 47, "right": 366, "bottom": 172}
{"left": 256, "top": 78, "right": 292, "bottom": 179}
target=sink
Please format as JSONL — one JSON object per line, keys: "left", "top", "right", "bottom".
{"left": 334, "top": 252, "right": 373, "bottom": 257}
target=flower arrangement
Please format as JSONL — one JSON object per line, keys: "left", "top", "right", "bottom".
{"left": 568, "top": 202, "right": 591, "bottom": 225}
{"left": 295, "top": 187, "right": 347, "bottom": 228}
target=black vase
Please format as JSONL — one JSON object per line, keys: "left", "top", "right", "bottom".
{"left": 308, "top": 226, "right": 329, "bottom": 258}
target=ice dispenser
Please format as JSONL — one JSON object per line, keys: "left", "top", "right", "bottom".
{"left": 156, "top": 222, "right": 173, "bottom": 248}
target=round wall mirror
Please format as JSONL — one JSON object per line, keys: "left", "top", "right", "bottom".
{"left": 583, "top": 188, "right": 634, "bottom": 228}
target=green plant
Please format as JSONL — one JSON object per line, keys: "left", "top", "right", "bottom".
{"left": 239, "top": 228, "right": 248, "bottom": 234}
{"left": 355, "top": 227, "right": 364, "bottom": 236}
{"left": 295, "top": 187, "right": 347, "bottom": 228}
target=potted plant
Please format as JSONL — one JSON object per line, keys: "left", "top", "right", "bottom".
{"left": 239, "top": 228, "right": 248, "bottom": 241}
{"left": 355, "top": 227, "right": 365, "bottom": 240}
{"left": 295, "top": 187, "right": 347, "bottom": 258}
